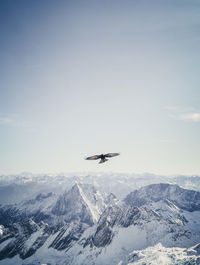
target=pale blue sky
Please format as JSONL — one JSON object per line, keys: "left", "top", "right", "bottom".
{"left": 1, "top": 0, "right": 200, "bottom": 175}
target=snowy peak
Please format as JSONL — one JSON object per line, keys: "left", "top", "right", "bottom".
{"left": 126, "top": 243, "right": 200, "bottom": 265}
{"left": 51, "top": 183, "right": 94, "bottom": 224}
{"left": 51, "top": 183, "right": 114, "bottom": 225}
{"left": 124, "top": 183, "right": 200, "bottom": 212}
{"left": 0, "top": 183, "right": 116, "bottom": 227}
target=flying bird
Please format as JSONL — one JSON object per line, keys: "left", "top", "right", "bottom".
{"left": 85, "top": 153, "right": 120, "bottom": 164}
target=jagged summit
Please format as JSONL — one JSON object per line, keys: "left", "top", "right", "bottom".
{"left": 126, "top": 243, "right": 200, "bottom": 265}
{"left": 0, "top": 183, "right": 116, "bottom": 227}
{"left": 52, "top": 182, "right": 108, "bottom": 225}
{"left": 124, "top": 183, "right": 200, "bottom": 212}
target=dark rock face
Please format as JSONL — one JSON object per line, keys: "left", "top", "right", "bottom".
{"left": 97, "top": 204, "right": 159, "bottom": 229}
{"left": 0, "top": 206, "right": 26, "bottom": 226}
{"left": 0, "top": 204, "right": 52, "bottom": 227}
{"left": 0, "top": 219, "right": 88, "bottom": 261}
{"left": 92, "top": 224, "right": 113, "bottom": 247}
{"left": 91, "top": 205, "right": 160, "bottom": 248}
{"left": 0, "top": 219, "right": 48, "bottom": 260}
{"left": 124, "top": 183, "right": 200, "bottom": 212}
{"left": 49, "top": 222, "right": 88, "bottom": 251}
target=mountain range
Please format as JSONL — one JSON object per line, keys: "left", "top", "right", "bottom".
{"left": 0, "top": 173, "right": 200, "bottom": 264}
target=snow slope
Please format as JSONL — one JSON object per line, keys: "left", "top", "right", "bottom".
{"left": 126, "top": 243, "right": 200, "bottom": 265}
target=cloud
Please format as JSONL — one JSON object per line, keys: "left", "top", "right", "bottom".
{"left": 0, "top": 114, "right": 37, "bottom": 131}
{"left": 180, "top": 112, "right": 200, "bottom": 122}
{"left": 165, "top": 106, "right": 200, "bottom": 123}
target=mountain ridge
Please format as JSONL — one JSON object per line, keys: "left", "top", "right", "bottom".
{"left": 0, "top": 181, "right": 200, "bottom": 264}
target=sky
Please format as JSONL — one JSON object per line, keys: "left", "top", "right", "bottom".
{"left": 1, "top": 0, "right": 200, "bottom": 175}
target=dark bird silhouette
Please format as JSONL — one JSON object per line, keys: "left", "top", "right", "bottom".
{"left": 85, "top": 153, "right": 120, "bottom": 164}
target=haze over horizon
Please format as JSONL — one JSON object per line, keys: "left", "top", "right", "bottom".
{"left": 1, "top": 0, "right": 200, "bottom": 175}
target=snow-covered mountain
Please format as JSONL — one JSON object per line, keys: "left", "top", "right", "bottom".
{"left": 125, "top": 243, "right": 200, "bottom": 265}
{"left": 0, "top": 177, "right": 200, "bottom": 264}
{"left": 0, "top": 183, "right": 116, "bottom": 226}
{"left": 124, "top": 183, "right": 200, "bottom": 211}
{"left": 1, "top": 172, "right": 200, "bottom": 204}
{"left": 124, "top": 183, "right": 200, "bottom": 234}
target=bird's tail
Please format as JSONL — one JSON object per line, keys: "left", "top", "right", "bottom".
{"left": 99, "top": 158, "right": 108, "bottom": 164}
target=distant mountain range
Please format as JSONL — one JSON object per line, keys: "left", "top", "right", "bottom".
{"left": 1, "top": 172, "right": 200, "bottom": 204}
{"left": 0, "top": 173, "right": 200, "bottom": 264}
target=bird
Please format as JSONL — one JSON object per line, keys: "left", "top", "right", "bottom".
{"left": 85, "top": 153, "right": 120, "bottom": 164}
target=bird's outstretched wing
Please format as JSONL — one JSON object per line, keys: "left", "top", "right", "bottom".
{"left": 105, "top": 153, "right": 120, "bottom": 158}
{"left": 85, "top": 155, "right": 101, "bottom": 160}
